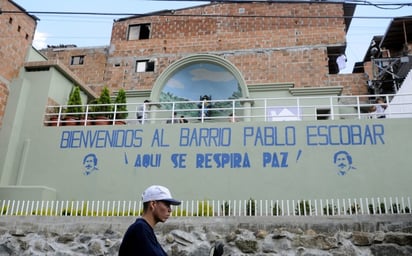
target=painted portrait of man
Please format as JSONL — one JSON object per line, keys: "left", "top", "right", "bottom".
{"left": 83, "top": 153, "right": 99, "bottom": 175}
{"left": 333, "top": 150, "right": 356, "bottom": 176}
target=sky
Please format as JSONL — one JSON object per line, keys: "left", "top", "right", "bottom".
{"left": 12, "top": 0, "right": 412, "bottom": 74}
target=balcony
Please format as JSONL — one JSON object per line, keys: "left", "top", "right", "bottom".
{"left": 44, "top": 93, "right": 412, "bottom": 127}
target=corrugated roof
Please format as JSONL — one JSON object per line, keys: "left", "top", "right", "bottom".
{"left": 380, "top": 16, "right": 412, "bottom": 51}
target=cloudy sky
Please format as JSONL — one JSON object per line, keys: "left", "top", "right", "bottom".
{"left": 13, "top": 0, "right": 412, "bottom": 73}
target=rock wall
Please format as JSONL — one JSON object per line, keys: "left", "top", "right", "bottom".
{"left": 0, "top": 215, "right": 411, "bottom": 255}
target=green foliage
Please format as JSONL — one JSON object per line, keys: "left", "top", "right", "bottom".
{"left": 368, "top": 203, "right": 386, "bottom": 214}
{"left": 323, "top": 204, "right": 338, "bottom": 216}
{"left": 377, "top": 203, "right": 386, "bottom": 214}
{"left": 159, "top": 90, "right": 242, "bottom": 118}
{"left": 1, "top": 205, "right": 7, "bottom": 215}
{"left": 66, "top": 86, "right": 83, "bottom": 118}
{"left": 31, "top": 208, "right": 56, "bottom": 216}
{"left": 221, "top": 201, "right": 231, "bottom": 216}
{"left": 346, "top": 203, "right": 361, "bottom": 214}
{"left": 389, "top": 203, "right": 410, "bottom": 214}
{"left": 368, "top": 204, "right": 374, "bottom": 214}
{"left": 272, "top": 202, "right": 282, "bottom": 216}
{"left": 99, "top": 86, "right": 112, "bottom": 106}
{"left": 130, "top": 209, "right": 143, "bottom": 216}
{"left": 246, "top": 198, "right": 256, "bottom": 216}
{"left": 295, "top": 200, "right": 312, "bottom": 216}
{"left": 114, "top": 88, "right": 128, "bottom": 119}
{"left": 196, "top": 200, "right": 213, "bottom": 216}
{"left": 94, "top": 86, "right": 113, "bottom": 117}
{"left": 61, "top": 207, "right": 78, "bottom": 216}
{"left": 368, "top": 203, "right": 410, "bottom": 214}
{"left": 172, "top": 208, "right": 189, "bottom": 217}
{"left": 78, "top": 204, "right": 92, "bottom": 216}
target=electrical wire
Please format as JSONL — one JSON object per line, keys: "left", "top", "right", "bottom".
{"left": 5, "top": 0, "right": 410, "bottom": 52}
{"left": 2, "top": 1, "right": 412, "bottom": 18}
{"left": 1, "top": 10, "right": 410, "bottom": 20}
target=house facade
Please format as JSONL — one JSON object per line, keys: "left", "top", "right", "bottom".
{"left": 40, "top": 2, "right": 367, "bottom": 99}
{"left": 0, "top": 1, "right": 412, "bottom": 203}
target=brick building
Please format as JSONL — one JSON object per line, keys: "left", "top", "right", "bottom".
{"left": 1, "top": 1, "right": 412, "bottom": 204}
{"left": 40, "top": 46, "right": 109, "bottom": 92}
{"left": 40, "top": 1, "right": 368, "bottom": 100}
{"left": 0, "top": 0, "right": 37, "bottom": 126}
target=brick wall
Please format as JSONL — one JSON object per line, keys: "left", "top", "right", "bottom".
{"left": 328, "top": 73, "right": 369, "bottom": 95}
{"left": 41, "top": 2, "right": 362, "bottom": 97}
{"left": 40, "top": 47, "right": 109, "bottom": 92}
{"left": 105, "top": 2, "right": 347, "bottom": 91}
{"left": 0, "top": 0, "right": 37, "bottom": 126}
{"left": 0, "top": 83, "right": 9, "bottom": 126}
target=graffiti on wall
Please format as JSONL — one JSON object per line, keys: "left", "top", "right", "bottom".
{"left": 65, "top": 124, "right": 384, "bottom": 175}
{"left": 333, "top": 150, "right": 357, "bottom": 176}
{"left": 83, "top": 153, "right": 99, "bottom": 176}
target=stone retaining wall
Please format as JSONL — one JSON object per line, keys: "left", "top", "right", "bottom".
{"left": 0, "top": 215, "right": 411, "bottom": 255}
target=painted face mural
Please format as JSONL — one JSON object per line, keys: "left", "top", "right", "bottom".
{"left": 333, "top": 150, "right": 356, "bottom": 176}
{"left": 83, "top": 153, "right": 99, "bottom": 175}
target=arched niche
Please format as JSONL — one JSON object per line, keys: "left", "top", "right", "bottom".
{"left": 153, "top": 53, "right": 248, "bottom": 101}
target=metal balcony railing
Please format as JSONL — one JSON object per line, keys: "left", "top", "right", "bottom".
{"left": 43, "top": 93, "right": 412, "bottom": 127}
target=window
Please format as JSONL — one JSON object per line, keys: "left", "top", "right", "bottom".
{"left": 327, "top": 46, "right": 345, "bottom": 74}
{"left": 128, "top": 24, "right": 151, "bottom": 40}
{"left": 70, "top": 56, "right": 84, "bottom": 65}
{"left": 136, "top": 60, "right": 155, "bottom": 72}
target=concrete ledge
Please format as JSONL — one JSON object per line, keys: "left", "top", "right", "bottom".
{"left": 0, "top": 186, "right": 57, "bottom": 201}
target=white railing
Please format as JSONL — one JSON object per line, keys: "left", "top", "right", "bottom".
{"left": 1, "top": 196, "right": 410, "bottom": 217}
{"left": 43, "top": 93, "right": 412, "bottom": 126}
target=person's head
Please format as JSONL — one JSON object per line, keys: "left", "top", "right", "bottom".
{"left": 141, "top": 185, "right": 181, "bottom": 224}
{"left": 333, "top": 151, "right": 352, "bottom": 173}
{"left": 375, "top": 98, "right": 384, "bottom": 104}
{"left": 83, "top": 153, "right": 97, "bottom": 170}
{"left": 144, "top": 100, "right": 151, "bottom": 104}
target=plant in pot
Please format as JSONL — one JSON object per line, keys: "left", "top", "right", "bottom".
{"left": 114, "top": 88, "right": 128, "bottom": 125}
{"left": 93, "top": 86, "right": 113, "bottom": 125}
{"left": 65, "top": 86, "right": 83, "bottom": 126}
{"left": 46, "top": 105, "right": 64, "bottom": 127}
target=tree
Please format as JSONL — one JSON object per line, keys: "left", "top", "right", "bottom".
{"left": 114, "top": 88, "right": 128, "bottom": 120}
{"left": 95, "top": 86, "right": 112, "bottom": 118}
{"left": 66, "top": 86, "right": 83, "bottom": 119}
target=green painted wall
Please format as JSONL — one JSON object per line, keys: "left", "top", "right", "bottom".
{"left": 1, "top": 53, "right": 410, "bottom": 202}
{"left": 1, "top": 117, "right": 410, "bottom": 201}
